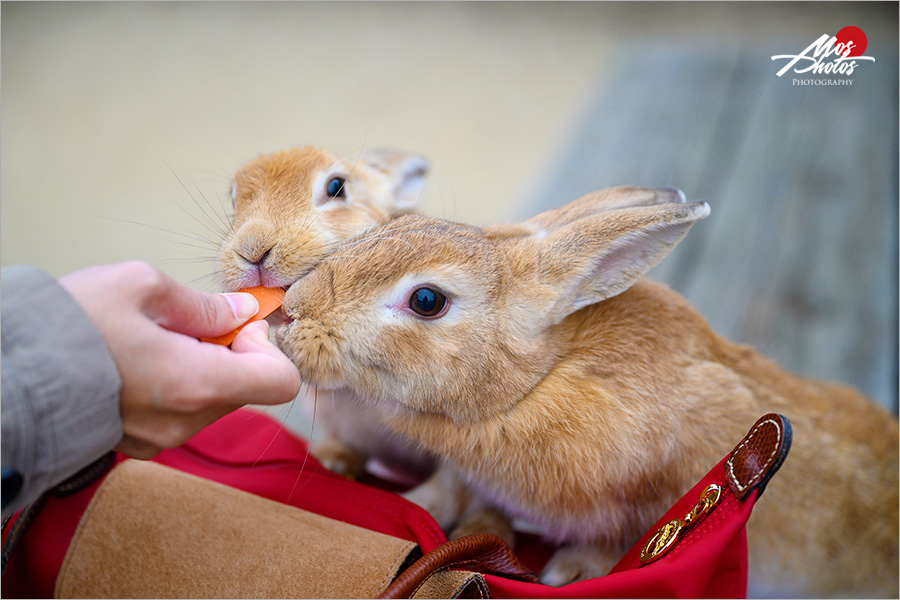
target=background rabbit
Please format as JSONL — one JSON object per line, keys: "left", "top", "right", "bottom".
{"left": 276, "top": 186, "right": 899, "bottom": 598}
{"left": 216, "top": 145, "right": 433, "bottom": 477}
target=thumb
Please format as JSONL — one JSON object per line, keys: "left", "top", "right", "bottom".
{"left": 150, "top": 281, "right": 259, "bottom": 338}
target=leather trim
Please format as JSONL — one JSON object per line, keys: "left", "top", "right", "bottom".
{"left": 380, "top": 532, "right": 537, "bottom": 599}
{"left": 725, "top": 413, "right": 792, "bottom": 501}
{"left": 409, "top": 569, "right": 489, "bottom": 599}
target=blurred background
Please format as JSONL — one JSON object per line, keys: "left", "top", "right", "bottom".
{"left": 2, "top": 2, "right": 896, "bottom": 416}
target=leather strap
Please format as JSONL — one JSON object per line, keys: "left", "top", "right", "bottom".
{"left": 410, "top": 569, "right": 489, "bottom": 599}
{"left": 725, "top": 413, "right": 792, "bottom": 500}
{"left": 380, "top": 532, "right": 537, "bottom": 599}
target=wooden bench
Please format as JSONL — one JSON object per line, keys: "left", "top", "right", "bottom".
{"left": 526, "top": 45, "right": 897, "bottom": 412}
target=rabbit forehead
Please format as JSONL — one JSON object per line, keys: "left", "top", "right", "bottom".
{"left": 235, "top": 146, "right": 337, "bottom": 192}
{"left": 327, "top": 215, "right": 496, "bottom": 291}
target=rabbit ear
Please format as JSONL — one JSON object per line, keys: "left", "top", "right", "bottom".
{"left": 526, "top": 186, "right": 687, "bottom": 236}
{"left": 532, "top": 199, "right": 709, "bottom": 325}
{"left": 359, "top": 148, "right": 429, "bottom": 210}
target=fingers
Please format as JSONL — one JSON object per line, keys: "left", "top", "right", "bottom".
{"left": 115, "top": 403, "right": 238, "bottom": 460}
{"left": 61, "top": 261, "right": 260, "bottom": 339}
{"left": 60, "top": 261, "right": 301, "bottom": 456}
{"left": 144, "top": 268, "right": 259, "bottom": 338}
{"left": 156, "top": 321, "right": 300, "bottom": 410}
{"left": 231, "top": 320, "right": 286, "bottom": 359}
{"left": 115, "top": 436, "right": 161, "bottom": 460}
{"left": 225, "top": 321, "right": 302, "bottom": 405}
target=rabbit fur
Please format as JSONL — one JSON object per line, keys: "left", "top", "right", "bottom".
{"left": 216, "top": 145, "right": 434, "bottom": 476}
{"left": 275, "top": 186, "right": 899, "bottom": 598}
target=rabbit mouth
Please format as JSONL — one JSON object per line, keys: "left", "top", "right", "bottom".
{"left": 265, "top": 306, "right": 289, "bottom": 328}
{"left": 267, "top": 265, "right": 311, "bottom": 293}
{"left": 274, "top": 317, "right": 347, "bottom": 387}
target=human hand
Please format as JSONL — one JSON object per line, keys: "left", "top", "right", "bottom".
{"left": 59, "top": 261, "right": 301, "bottom": 459}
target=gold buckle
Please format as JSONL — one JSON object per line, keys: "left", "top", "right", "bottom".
{"left": 640, "top": 484, "right": 722, "bottom": 564}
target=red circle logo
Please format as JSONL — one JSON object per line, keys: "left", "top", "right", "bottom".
{"left": 834, "top": 26, "right": 867, "bottom": 57}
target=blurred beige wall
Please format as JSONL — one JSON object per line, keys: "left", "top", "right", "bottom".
{"left": 2, "top": 2, "right": 892, "bottom": 289}
{"left": 2, "top": 2, "right": 604, "bottom": 287}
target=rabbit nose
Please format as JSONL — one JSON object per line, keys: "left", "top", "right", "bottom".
{"left": 233, "top": 219, "right": 278, "bottom": 266}
{"left": 235, "top": 243, "right": 274, "bottom": 267}
{"left": 234, "top": 234, "right": 275, "bottom": 267}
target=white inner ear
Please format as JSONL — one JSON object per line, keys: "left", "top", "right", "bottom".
{"left": 571, "top": 222, "right": 695, "bottom": 311}
{"left": 392, "top": 156, "right": 429, "bottom": 210}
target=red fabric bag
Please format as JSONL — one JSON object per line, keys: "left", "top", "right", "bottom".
{"left": 2, "top": 409, "right": 789, "bottom": 599}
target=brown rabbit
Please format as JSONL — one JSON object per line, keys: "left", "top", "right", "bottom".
{"left": 218, "top": 146, "right": 427, "bottom": 290}
{"left": 217, "top": 145, "right": 434, "bottom": 476}
{"left": 276, "top": 186, "right": 899, "bottom": 598}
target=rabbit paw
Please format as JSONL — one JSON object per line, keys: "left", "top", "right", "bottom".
{"left": 450, "top": 509, "right": 516, "bottom": 547}
{"left": 402, "top": 466, "right": 466, "bottom": 529}
{"left": 402, "top": 482, "right": 460, "bottom": 528}
{"left": 539, "top": 545, "right": 619, "bottom": 587}
{"left": 309, "top": 435, "right": 366, "bottom": 478}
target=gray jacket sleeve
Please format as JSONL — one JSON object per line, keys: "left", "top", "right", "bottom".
{"left": 2, "top": 265, "right": 122, "bottom": 518}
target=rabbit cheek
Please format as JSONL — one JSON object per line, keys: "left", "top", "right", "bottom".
{"left": 372, "top": 325, "right": 438, "bottom": 404}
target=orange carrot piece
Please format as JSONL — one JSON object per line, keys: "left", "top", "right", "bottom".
{"left": 201, "top": 286, "right": 286, "bottom": 347}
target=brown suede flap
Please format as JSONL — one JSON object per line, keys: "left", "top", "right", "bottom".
{"left": 55, "top": 460, "right": 418, "bottom": 598}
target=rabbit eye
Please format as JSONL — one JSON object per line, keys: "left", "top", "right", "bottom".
{"left": 326, "top": 177, "right": 346, "bottom": 198}
{"left": 409, "top": 286, "right": 447, "bottom": 318}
